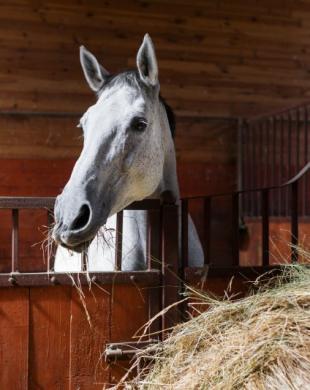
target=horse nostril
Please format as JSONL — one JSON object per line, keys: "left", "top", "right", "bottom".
{"left": 71, "top": 204, "right": 91, "bottom": 231}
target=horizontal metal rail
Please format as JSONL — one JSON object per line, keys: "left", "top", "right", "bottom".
{"left": 0, "top": 270, "right": 160, "bottom": 287}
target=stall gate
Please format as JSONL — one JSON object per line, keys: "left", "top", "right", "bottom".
{"left": 0, "top": 198, "right": 180, "bottom": 389}
{"left": 0, "top": 164, "right": 309, "bottom": 389}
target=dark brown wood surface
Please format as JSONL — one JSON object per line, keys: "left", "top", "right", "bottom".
{"left": 0, "top": 1, "right": 309, "bottom": 118}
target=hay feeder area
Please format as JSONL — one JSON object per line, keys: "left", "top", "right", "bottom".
{"left": 121, "top": 265, "right": 310, "bottom": 390}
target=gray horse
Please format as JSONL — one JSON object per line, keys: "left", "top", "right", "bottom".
{"left": 52, "top": 34, "right": 204, "bottom": 271}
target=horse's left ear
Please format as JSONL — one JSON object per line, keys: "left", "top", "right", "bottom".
{"left": 136, "top": 34, "right": 158, "bottom": 87}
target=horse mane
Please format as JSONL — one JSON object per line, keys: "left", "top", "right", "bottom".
{"left": 98, "top": 70, "right": 176, "bottom": 139}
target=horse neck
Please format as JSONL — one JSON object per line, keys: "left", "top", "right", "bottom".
{"left": 149, "top": 101, "right": 180, "bottom": 202}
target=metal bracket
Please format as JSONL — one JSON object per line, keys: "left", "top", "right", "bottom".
{"left": 104, "top": 339, "right": 158, "bottom": 361}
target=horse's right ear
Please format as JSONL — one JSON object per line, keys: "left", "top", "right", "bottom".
{"left": 80, "top": 46, "right": 110, "bottom": 92}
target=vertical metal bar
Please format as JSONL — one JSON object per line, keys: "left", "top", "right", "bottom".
{"left": 146, "top": 211, "right": 152, "bottom": 270}
{"left": 261, "top": 189, "right": 270, "bottom": 266}
{"left": 181, "top": 199, "right": 188, "bottom": 272}
{"left": 81, "top": 251, "right": 87, "bottom": 271}
{"left": 266, "top": 119, "right": 270, "bottom": 189}
{"left": 304, "top": 106, "right": 308, "bottom": 216}
{"left": 259, "top": 121, "right": 264, "bottom": 187}
{"left": 245, "top": 122, "right": 251, "bottom": 214}
{"left": 287, "top": 112, "right": 292, "bottom": 215}
{"left": 231, "top": 194, "right": 239, "bottom": 266}
{"left": 272, "top": 116, "right": 277, "bottom": 215}
{"left": 204, "top": 197, "right": 211, "bottom": 265}
{"left": 114, "top": 211, "right": 123, "bottom": 270}
{"left": 251, "top": 124, "right": 256, "bottom": 215}
{"left": 11, "top": 209, "right": 19, "bottom": 273}
{"left": 161, "top": 203, "right": 180, "bottom": 333}
{"left": 296, "top": 108, "right": 300, "bottom": 172}
{"left": 148, "top": 208, "right": 161, "bottom": 336}
{"left": 280, "top": 115, "right": 284, "bottom": 216}
{"left": 291, "top": 181, "right": 299, "bottom": 262}
{"left": 47, "top": 209, "right": 55, "bottom": 272}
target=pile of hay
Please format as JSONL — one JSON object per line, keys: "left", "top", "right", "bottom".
{"left": 126, "top": 265, "right": 310, "bottom": 389}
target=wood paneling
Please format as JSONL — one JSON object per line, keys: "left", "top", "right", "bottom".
{"left": 0, "top": 288, "right": 29, "bottom": 390}
{"left": 0, "top": 284, "right": 152, "bottom": 389}
{"left": 0, "top": 1, "right": 309, "bottom": 117}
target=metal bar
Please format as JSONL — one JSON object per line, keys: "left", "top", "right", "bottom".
{"left": 0, "top": 197, "right": 161, "bottom": 211}
{"left": 115, "top": 211, "right": 123, "bottom": 271}
{"left": 146, "top": 211, "right": 152, "bottom": 270}
{"left": 287, "top": 112, "right": 292, "bottom": 215}
{"left": 231, "top": 194, "right": 239, "bottom": 266}
{"left": 0, "top": 197, "right": 55, "bottom": 209}
{"left": 261, "top": 189, "right": 270, "bottom": 266}
{"left": 252, "top": 124, "right": 258, "bottom": 216}
{"left": 104, "top": 340, "right": 158, "bottom": 360}
{"left": 11, "top": 209, "right": 19, "bottom": 272}
{"left": 0, "top": 270, "right": 161, "bottom": 287}
{"left": 204, "top": 197, "right": 211, "bottom": 265}
{"left": 304, "top": 106, "right": 308, "bottom": 216}
{"left": 126, "top": 199, "right": 161, "bottom": 210}
{"left": 296, "top": 108, "right": 300, "bottom": 172}
{"left": 161, "top": 203, "right": 180, "bottom": 332}
{"left": 147, "top": 209, "right": 161, "bottom": 335}
{"left": 181, "top": 199, "right": 188, "bottom": 271}
{"left": 259, "top": 121, "right": 264, "bottom": 187}
{"left": 291, "top": 181, "right": 299, "bottom": 263}
{"left": 271, "top": 117, "right": 276, "bottom": 215}
{"left": 280, "top": 115, "right": 285, "bottom": 216}
{"left": 81, "top": 251, "right": 87, "bottom": 271}
{"left": 245, "top": 122, "right": 251, "bottom": 214}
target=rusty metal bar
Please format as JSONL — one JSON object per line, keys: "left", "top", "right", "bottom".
{"left": 296, "top": 108, "right": 300, "bottom": 172}
{"left": 259, "top": 121, "right": 264, "bottom": 188}
{"left": 0, "top": 270, "right": 161, "bottom": 287}
{"left": 115, "top": 211, "right": 123, "bottom": 271}
{"left": 11, "top": 209, "right": 19, "bottom": 272}
{"left": 253, "top": 124, "right": 258, "bottom": 215}
{"left": 0, "top": 197, "right": 161, "bottom": 211}
{"left": 204, "top": 197, "right": 211, "bottom": 265}
{"left": 291, "top": 181, "right": 299, "bottom": 263}
{"left": 161, "top": 203, "right": 180, "bottom": 332}
{"left": 231, "top": 194, "right": 239, "bottom": 266}
{"left": 104, "top": 340, "right": 158, "bottom": 360}
{"left": 271, "top": 117, "right": 276, "bottom": 215}
{"left": 261, "top": 189, "right": 270, "bottom": 266}
{"left": 81, "top": 251, "right": 87, "bottom": 271}
{"left": 287, "top": 112, "right": 292, "bottom": 215}
{"left": 181, "top": 199, "right": 188, "bottom": 271}
{"left": 280, "top": 115, "right": 285, "bottom": 216}
{"left": 304, "top": 106, "right": 308, "bottom": 216}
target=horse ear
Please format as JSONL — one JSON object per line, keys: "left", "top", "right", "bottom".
{"left": 136, "top": 34, "right": 158, "bottom": 87}
{"left": 80, "top": 46, "right": 109, "bottom": 92}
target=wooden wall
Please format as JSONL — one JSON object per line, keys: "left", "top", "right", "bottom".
{"left": 1, "top": 1, "right": 310, "bottom": 118}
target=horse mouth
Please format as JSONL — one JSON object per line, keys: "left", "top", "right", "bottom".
{"left": 60, "top": 239, "right": 93, "bottom": 253}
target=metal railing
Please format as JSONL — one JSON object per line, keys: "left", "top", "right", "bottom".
{"left": 181, "top": 162, "right": 310, "bottom": 268}
{"left": 241, "top": 104, "right": 310, "bottom": 216}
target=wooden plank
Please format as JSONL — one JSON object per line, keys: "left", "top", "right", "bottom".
{"left": 0, "top": 287, "right": 29, "bottom": 389}
{"left": 0, "top": 1, "right": 309, "bottom": 117}
{"left": 69, "top": 285, "right": 111, "bottom": 389}
{"left": 28, "top": 286, "right": 71, "bottom": 389}
{"left": 109, "top": 284, "right": 150, "bottom": 385}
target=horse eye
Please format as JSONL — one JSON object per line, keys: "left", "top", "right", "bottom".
{"left": 130, "top": 117, "right": 147, "bottom": 132}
